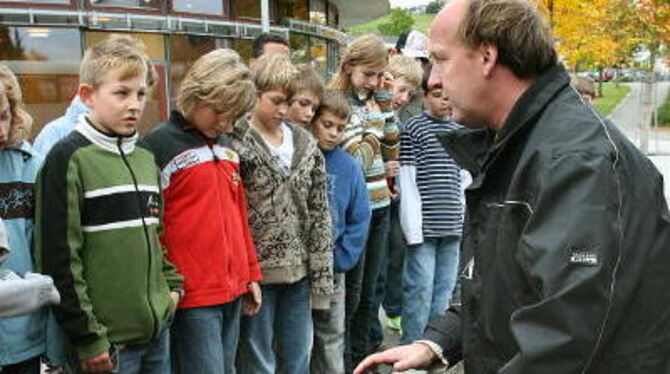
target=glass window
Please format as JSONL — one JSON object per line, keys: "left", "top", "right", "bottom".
{"left": 0, "top": 26, "right": 81, "bottom": 139}
{"left": 310, "top": 36, "right": 327, "bottom": 77}
{"left": 89, "top": 0, "right": 162, "bottom": 10}
{"left": 290, "top": 33, "right": 309, "bottom": 65}
{"left": 276, "top": 0, "right": 308, "bottom": 22}
{"left": 173, "top": 0, "right": 225, "bottom": 16}
{"left": 169, "top": 35, "right": 230, "bottom": 104}
{"left": 309, "top": 0, "right": 326, "bottom": 25}
{"left": 327, "top": 2, "right": 338, "bottom": 27}
{"left": 1, "top": 0, "right": 71, "bottom": 4}
{"left": 232, "top": 38, "right": 253, "bottom": 64}
{"left": 236, "top": 0, "right": 260, "bottom": 18}
{"left": 84, "top": 31, "right": 168, "bottom": 133}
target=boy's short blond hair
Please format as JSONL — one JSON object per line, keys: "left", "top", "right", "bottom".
{"left": 313, "top": 89, "right": 350, "bottom": 123}
{"left": 571, "top": 75, "right": 596, "bottom": 99}
{"left": 387, "top": 54, "right": 423, "bottom": 89}
{"left": 294, "top": 64, "right": 324, "bottom": 101}
{"left": 80, "top": 35, "right": 151, "bottom": 88}
{"left": 177, "top": 49, "right": 256, "bottom": 120}
{"left": 251, "top": 53, "right": 299, "bottom": 97}
{"left": 0, "top": 65, "right": 32, "bottom": 145}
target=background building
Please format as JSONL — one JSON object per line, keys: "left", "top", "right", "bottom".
{"left": 0, "top": 0, "right": 388, "bottom": 137}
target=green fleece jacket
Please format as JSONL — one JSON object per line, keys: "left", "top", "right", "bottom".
{"left": 35, "top": 117, "right": 183, "bottom": 360}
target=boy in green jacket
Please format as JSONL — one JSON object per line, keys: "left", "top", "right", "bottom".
{"left": 35, "top": 35, "right": 183, "bottom": 374}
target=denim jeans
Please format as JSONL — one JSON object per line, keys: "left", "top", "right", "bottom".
{"left": 70, "top": 327, "right": 170, "bottom": 374}
{"left": 400, "top": 236, "right": 460, "bottom": 344}
{"left": 349, "top": 206, "right": 390, "bottom": 370}
{"left": 311, "top": 273, "right": 345, "bottom": 374}
{"left": 171, "top": 298, "right": 241, "bottom": 374}
{"left": 344, "top": 243, "right": 365, "bottom": 373}
{"left": 237, "top": 278, "right": 312, "bottom": 374}
{"left": 369, "top": 199, "right": 406, "bottom": 349}
{"left": 0, "top": 356, "right": 40, "bottom": 374}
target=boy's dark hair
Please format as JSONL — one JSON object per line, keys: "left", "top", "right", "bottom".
{"left": 314, "top": 89, "right": 350, "bottom": 122}
{"left": 252, "top": 33, "right": 290, "bottom": 59}
{"left": 294, "top": 64, "right": 324, "bottom": 102}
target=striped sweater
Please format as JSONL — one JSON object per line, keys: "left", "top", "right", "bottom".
{"left": 398, "top": 112, "right": 465, "bottom": 245}
{"left": 340, "top": 90, "right": 399, "bottom": 210}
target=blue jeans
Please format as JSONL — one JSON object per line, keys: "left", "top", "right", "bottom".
{"left": 311, "top": 273, "right": 345, "bottom": 374}
{"left": 237, "top": 278, "right": 312, "bottom": 374}
{"left": 70, "top": 327, "right": 170, "bottom": 374}
{"left": 171, "top": 298, "right": 241, "bottom": 374}
{"left": 349, "top": 206, "right": 390, "bottom": 369}
{"left": 400, "top": 236, "right": 460, "bottom": 344}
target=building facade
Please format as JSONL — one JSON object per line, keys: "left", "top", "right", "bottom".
{"left": 0, "top": 0, "right": 385, "bottom": 137}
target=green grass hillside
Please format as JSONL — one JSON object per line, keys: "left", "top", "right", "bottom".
{"left": 347, "top": 13, "right": 436, "bottom": 36}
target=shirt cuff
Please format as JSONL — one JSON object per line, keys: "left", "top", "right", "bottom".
{"left": 415, "top": 340, "right": 449, "bottom": 368}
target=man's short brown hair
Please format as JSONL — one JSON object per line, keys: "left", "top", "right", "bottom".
{"left": 313, "top": 89, "right": 350, "bottom": 123}
{"left": 80, "top": 35, "right": 151, "bottom": 88}
{"left": 458, "top": 0, "right": 557, "bottom": 78}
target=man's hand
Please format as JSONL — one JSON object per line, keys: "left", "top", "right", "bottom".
{"left": 80, "top": 351, "right": 114, "bottom": 373}
{"left": 385, "top": 160, "right": 400, "bottom": 178}
{"left": 353, "top": 343, "right": 438, "bottom": 374}
{"left": 243, "top": 282, "right": 262, "bottom": 316}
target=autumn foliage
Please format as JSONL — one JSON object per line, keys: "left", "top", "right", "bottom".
{"left": 534, "top": 0, "right": 669, "bottom": 71}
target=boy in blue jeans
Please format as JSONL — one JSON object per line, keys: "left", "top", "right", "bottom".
{"left": 309, "top": 90, "right": 371, "bottom": 374}
{"left": 398, "top": 64, "right": 465, "bottom": 344}
{"left": 36, "top": 35, "right": 183, "bottom": 374}
{"left": 233, "top": 53, "right": 333, "bottom": 374}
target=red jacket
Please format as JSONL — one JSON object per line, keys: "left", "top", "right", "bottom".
{"left": 143, "top": 111, "right": 262, "bottom": 308}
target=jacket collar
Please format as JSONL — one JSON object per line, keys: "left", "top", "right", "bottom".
{"left": 168, "top": 110, "right": 222, "bottom": 143}
{"left": 438, "top": 64, "right": 570, "bottom": 177}
{"left": 75, "top": 114, "right": 138, "bottom": 155}
{"left": 3, "top": 140, "right": 38, "bottom": 160}
{"left": 233, "top": 117, "right": 316, "bottom": 173}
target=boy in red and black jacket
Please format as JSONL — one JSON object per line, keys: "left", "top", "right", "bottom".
{"left": 142, "top": 49, "right": 261, "bottom": 374}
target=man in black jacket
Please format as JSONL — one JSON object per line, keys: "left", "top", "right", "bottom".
{"left": 355, "top": 0, "right": 670, "bottom": 373}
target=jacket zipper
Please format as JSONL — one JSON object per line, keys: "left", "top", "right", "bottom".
{"left": 116, "top": 137, "right": 159, "bottom": 341}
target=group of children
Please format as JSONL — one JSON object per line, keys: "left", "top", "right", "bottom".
{"left": 0, "top": 31, "right": 467, "bottom": 374}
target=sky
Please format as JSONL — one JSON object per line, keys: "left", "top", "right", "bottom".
{"left": 389, "top": 0, "right": 433, "bottom": 8}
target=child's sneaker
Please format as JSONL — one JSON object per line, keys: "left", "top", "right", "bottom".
{"left": 387, "top": 316, "right": 402, "bottom": 331}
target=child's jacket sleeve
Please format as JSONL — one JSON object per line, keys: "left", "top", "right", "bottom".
{"left": 35, "top": 153, "right": 111, "bottom": 361}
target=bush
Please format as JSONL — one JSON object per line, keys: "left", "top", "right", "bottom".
{"left": 377, "top": 8, "right": 415, "bottom": 36}
{"left": 658, "top": 91, "right": 670, "bottom": 127}
{"left": 426, "top": 0, "right": 444, "bottom": 14}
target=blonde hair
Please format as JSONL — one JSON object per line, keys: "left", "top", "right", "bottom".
{"left": 0, "top": 65, "right": 32, "bottom": 146}
{"left": 177, "top": 49, "right": 256, "bottom": 120}
{"left": 294, "top": 64, "right": 324, "bottom": 102}
{"left": 80, "top": 35, "right": 151, "bottom": 88}
{"left": 328, "top": 34, "right": 388, "bottom": 93}
{"left": 571, "top": 75, "right": 596, "bottom": 98}
{"left": 387, "top": 54, "right": 423, "bottom": 90}
{"left": 251, "top": 53, "right": 299, "bottom": 97}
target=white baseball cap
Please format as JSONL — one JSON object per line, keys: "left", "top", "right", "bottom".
{"left": 402, "top": 30, "right": 429, "bottom": 60}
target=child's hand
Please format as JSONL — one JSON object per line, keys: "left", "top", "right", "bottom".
{"left": 379, "top": 71, "right": 394, "bottom": 93}
{"left": 80, "top": 351, "right": 114, "bottom": 373}
{"left": 243, "top": 282, "right": 262, "bottom": 316}
{"left": 385, "top": 160, "right": 400, "bottom": 178}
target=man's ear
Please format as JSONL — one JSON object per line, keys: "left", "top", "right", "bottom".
{"left": 78, "top": 84, "right": 95, "bottom": 109}
{"left": 480, "top": 43, "right": 498, "bottom": 77}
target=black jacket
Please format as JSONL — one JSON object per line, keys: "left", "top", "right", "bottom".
{"left": 426, "top": 65, "right": 670, "bottom": 373}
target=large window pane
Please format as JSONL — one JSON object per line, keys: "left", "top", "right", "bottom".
{"left": 89, "top": 0, "right": 162, "bottom": 10}
{"left": 236, "top": 0, "right": 260, "bottom": 18}
{"left": 327, "top": 1, "right": 338, "bottom": 27}
{"left": 276, "top": 0, "right": 308, "bottom": 21}
{"left": 1, "top": 0, "right": 70, "bottom": 4}
{"left": 290, "top": 33, "right": 309, "bottom": 64}
{"left": 232, "top": 38, "right": 253, "bottom": 64}
{"left": 173, "top": 0, "right": 225, "bottom": 16}
{"left": 169, "top": 35, "right": 230, "bottom": 104}
{"left": 0, "top": 26, "right": 81, "bottom": 139}
{"left": 310, "top": 36, "right": 327, "bottom": 77}
{"left": 309, "top": 0, "right": 326, "bottom": 25}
